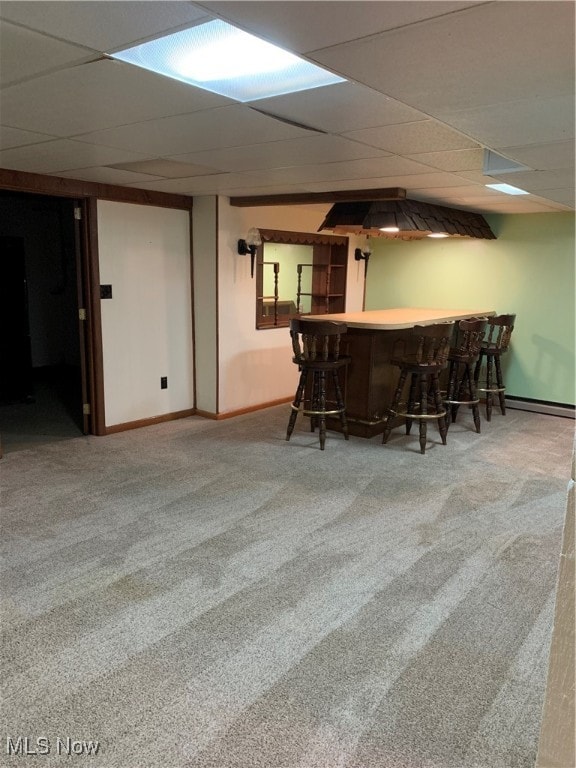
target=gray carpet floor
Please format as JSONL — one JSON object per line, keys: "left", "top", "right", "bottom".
{"left": 1, "top": 405, "right": 573, "bottom": 767}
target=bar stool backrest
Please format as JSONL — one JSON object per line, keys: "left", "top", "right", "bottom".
{"left": 392, "top": 322, "right": 454, "bottom": 368}
{"left": 452, "top": 317, "right": 488, "bottom": 358}
{"left": 415, "top": 323, "right": 454, "bottom": 366}
{"left": 483, "top": 313, "right": 516, "bottom": 352}
{"left": 289, "top": 319, "right": 347, "bottom": 364}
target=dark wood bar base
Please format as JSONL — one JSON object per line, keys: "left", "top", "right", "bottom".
{"left": 329, "top": 327, "right": 411, "bottom": 437}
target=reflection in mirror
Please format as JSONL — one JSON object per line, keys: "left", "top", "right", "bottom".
{"left": 255, "top": 229, "right": 349, "bottom": 329}
{"left": 263, "top": 243, "right": 313, "bottom": 315}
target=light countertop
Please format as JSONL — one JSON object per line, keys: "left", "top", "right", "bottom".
{"left": 306, "top": 308, "right": 495, "bottom": 330}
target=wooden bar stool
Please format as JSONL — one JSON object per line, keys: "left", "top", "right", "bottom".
{"left": 286, "top": 319, "right": 351, "bottom": 450}
{"left": 444, "top": 317, "right": 488, "bottom": 433}
{"left": 473, "top": 314, "right": 516, "bottom": 420}
{"left": 382, "top": 322, "right": 454, "bottom": 454}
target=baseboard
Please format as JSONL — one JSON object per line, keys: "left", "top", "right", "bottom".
{"left": 197, "top": 397, "right": 292, "bottom": 421}
{"left": 505, "top": 397, "right": 575, "bottom": 419}
{"left": 104, "top": 408, "right": 196, "bottom": 434}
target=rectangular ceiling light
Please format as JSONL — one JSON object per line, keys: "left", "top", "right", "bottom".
{"left": 485, "top": 183, "right": 530, "bottom": 195}
{"left": 111, "top": 20, "right": 345, "bottom": 102}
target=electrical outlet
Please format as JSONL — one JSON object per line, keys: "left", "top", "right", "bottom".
{"left": 160, "top": 377, "right": 168, "bottom": 389}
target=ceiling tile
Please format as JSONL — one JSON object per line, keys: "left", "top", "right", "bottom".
{"left": 0, "top": 1, "right": 211, "bottom": 52}
{"left": 0, "top": 139, "right": 153, "bottom": 174}
{"left": 532, "top": 189, "right": 574, "bottom": 207}
{"left": 56, "top": 167, "right": 163, "bottom": 185}
{"left": 404, "top": 148, "right": 484, "bottom": 172}
{"left": 0, "top": 125, "right": 57, "bottom": 150}
{"left": 417, "top": 184, "right": 507, "bottom": 199}
{"left": 76, "top": 105, "right": 314, "bottom": 156}
{"left": 0, "top": 20, "right": 96, "bottom": 87}
{"left": 217, "top": 183, "right": 316, "bottom": 197}
{"left": 487, "top": 169, "right": 576, "bottom": 192}
{"left": 436, "top": 95, "right": 575, "bottom": 149}
{"left": 200, "top": 1, "right": 478, "bottom": 54}
{"left": 1, "top": 58, "right": 232, "bottom": 136}
{"left": 126, "top": 173, "right": 269, "bottom": 194}
{"left": 170, "top": 134, "right": 390, "bottom": 172}
{"left": 494, "top": 141, "right": 575, "bottom": 172}
{"left": 448, "top": 198, "right": 569, "bottom": 214}
{"left": 250, "top": 82, "right": 427, "bottom": 134}
{"left": 343, "top": 120, "right": 479, "bottom": 154}
{"left": 312, "top": 2, "right": 575, "bottom": 112}
{"left": 294, "top": 172, "right": 474, "bottom": 194}
{"left": 109, "top": 159, "right": 217, "bottom": 178}
{"left": 235, "top": 155, "right": 442, "bottom": 186}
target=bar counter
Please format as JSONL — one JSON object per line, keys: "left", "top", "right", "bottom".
{"left": 306, "top": 307, "right": 494, "bottom": 438}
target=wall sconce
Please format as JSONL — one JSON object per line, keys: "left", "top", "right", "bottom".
{"left": 237, "top": 227, "right": 262, "bottom": 278}
{"left": 354, "top": 241, "right": 372, "bottom": 278}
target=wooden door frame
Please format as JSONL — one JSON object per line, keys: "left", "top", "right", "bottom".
{"left": 78, "top": 196, "right": 106, "bottom": 435}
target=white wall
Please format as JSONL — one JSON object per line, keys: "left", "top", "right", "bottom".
{"left": 97, "top": 201, "right": 193, "bottom": 427}
{"left": 216, "top": 199, "right": 366, "bottom": 414}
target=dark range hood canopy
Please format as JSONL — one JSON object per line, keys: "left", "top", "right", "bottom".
{"left": 319, "top": 198, "right": 496, "bottom": 240}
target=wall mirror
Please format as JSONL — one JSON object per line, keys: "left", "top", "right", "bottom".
{"left": 255, "top": 229, "right": 349, "bottom": 329}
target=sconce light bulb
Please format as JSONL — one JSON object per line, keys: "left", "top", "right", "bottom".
{"left": 246, "top": 227, "right": 262, "bottom": 247}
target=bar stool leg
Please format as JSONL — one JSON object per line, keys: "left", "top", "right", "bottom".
{"left": 406, "top": 373, "right": 418, "bottom": 435}
{"left": 432, "top": 371, "right": 448, "bottom": 446}
{"left": 466, "top": 363, "right": 481, "bottom": 433}
{"left": 473, "top": 354, "right": 483, "bottom": 389}
{"left": 446, "top": 359, "right": 459, "bottom": 426}
{"left": 418, "top": 373, "right": 428, "bottom": 454}
{"left": 494, "top": 356, "right": 506, "bottom": 414}
{"left": 287, "top": 369, "right": 307, "bottom": 441}
{"left": 485, "top": 355, "right": 494, "bottom": 421}
{"left": 318, "top": 370, "right": 327, "bottom": 450}
{"left": 332, "top": 369, "right": 349, "bottom": 440}
{"left": 383, "top": 369, "right": 408, "bottom": 444}
{"left": 308, "top": 371, "right": 316, "bottom": 432}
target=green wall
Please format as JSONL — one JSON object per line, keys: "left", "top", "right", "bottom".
{"left": 263, "top": 242, "right": 313, "bottom": 312}
{"left": 364, "top": 212, "right": 575, "bottom": 406}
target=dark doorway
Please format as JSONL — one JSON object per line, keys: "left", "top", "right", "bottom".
{"left": 0, "top": 192, "right": 86, "bottom": 452}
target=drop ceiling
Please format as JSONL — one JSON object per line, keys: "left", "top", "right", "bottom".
{"left": 0, "top": 1, "right": 574, "bottom": 214}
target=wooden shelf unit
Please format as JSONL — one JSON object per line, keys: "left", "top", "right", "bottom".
{"left": 299, "top": 242, "right": 348, "bottom": 315}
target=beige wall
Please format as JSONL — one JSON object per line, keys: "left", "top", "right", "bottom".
{"left": 215, "top": 199, "right": 365, "bottom": 414}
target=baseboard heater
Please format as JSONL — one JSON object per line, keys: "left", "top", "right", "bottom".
{"left": 505, "top": 396, "right": 575, "bottom": 419}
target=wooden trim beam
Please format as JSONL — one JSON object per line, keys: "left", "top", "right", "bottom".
{"left": 229, "top": 188, "right": 406, "bottom": 208}
{"left": 0, "top": 168, "right": 194, "bottom": 210}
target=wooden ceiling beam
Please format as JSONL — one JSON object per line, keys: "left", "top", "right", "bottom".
{"left": 229, "top": 188, "right": 406, "bottom": 207}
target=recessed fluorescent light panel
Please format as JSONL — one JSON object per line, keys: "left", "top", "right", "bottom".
{"left": 485, "top": 183, "right": 530, "bottom": 195}
{"left": 111, "top": 20, "right": 345, "bottom": 101}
